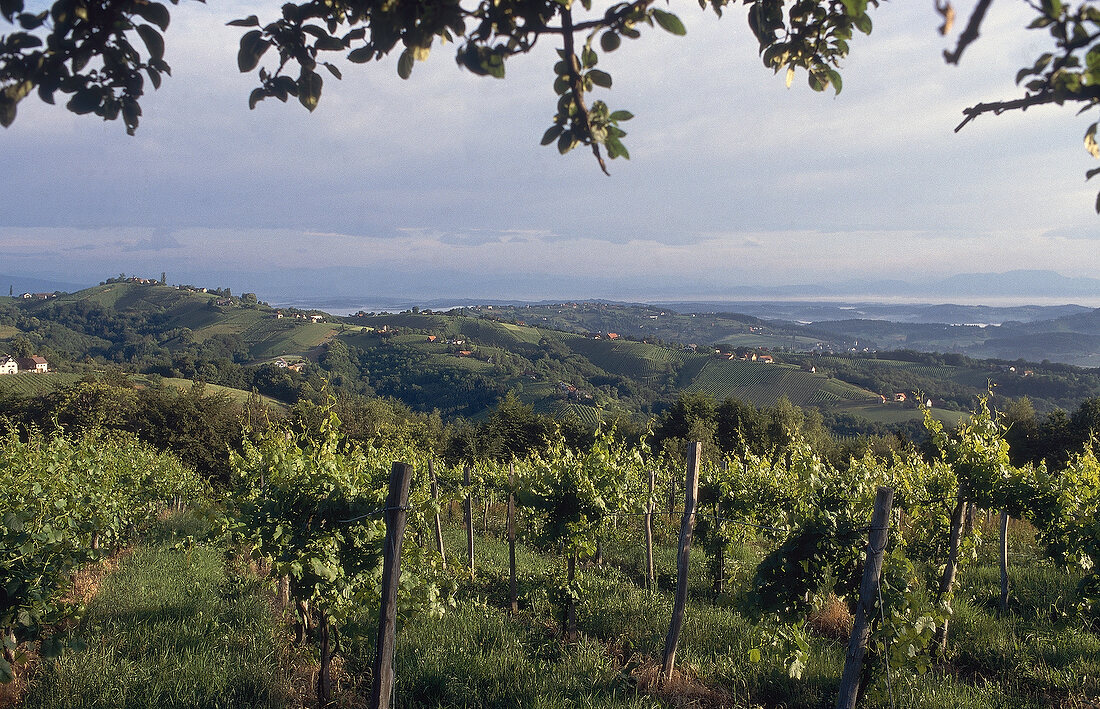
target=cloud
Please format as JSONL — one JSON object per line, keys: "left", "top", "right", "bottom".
{"left": 2, "top": 0, "right": 1098, "bottom": 301}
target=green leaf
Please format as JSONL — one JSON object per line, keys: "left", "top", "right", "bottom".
{"left": 66, "top": 88, "right": 101, "bottom": 114}
{"left": 609, "top": 110, "right": 633, "bottom": 121}
{"left": 397, "top": 49, "right": 414, "bottom": 79}
{"left": 588, "top": 69, "right": 612, "bottom": 88}
{"left": 652, "top": 9, "right": 687, "bottom": 35}
{"left": 600, "top": 32, "right": 621, "bottom": 52}
{"left": 122, "top": 97, "right": 141, "bottom": 132}
{"left": 826, "top": 68, "right": 843, "bottom": 95}
{"left": 136, "top": 25, "right": 165, "bottom": 61}
{"left": 237, "top": 30, "right": 270, "bottom": 73}
{"left": 0, "top": 0, "right": 23, "bottom": 22}
{"left": 226, "top": 15, "right": 259, "bottom": 27}
{"left": 18, "top": 11, "right": 48, "bottom": 29}
{"left": 323, "top": 62, "right": 342, "bottom": 80}
{"left": 1086, "top": 166, "right": 1100, "bottom": 180}
{"left": 1095, "top": 190, "right": 1100, "bottom": 214}
{"left": 541, "top": 124, "right": 563, "bottom": 146}
{"left": 582, "top": 46, "right": 597, "bottom": 69}
{"left": 133, "top": 2, "right": 170, "bottom": 31}
{"left": 315, "top": 35, "right": 345, "bottom": 52}
{"left": 248, "top": 88, "right": 265, "bottom": 109}
{"left": 557, "top": 130, "right": 575, "bottom": 154}
{"left": 39, "top": 635, "right": 64, "bottom": 659}
{"left": 298, "top": 69, "right": 322, "bottom": 111}
{"left": 606, "top": 135, "right": 629, "bottom": 159}
{"left": 854, "top": 12, "right": 872, "bottom": 34}
{"left": 0, "top": 96, "right": 15, "bottom": 128}
{"left": 348, "top": 46, "right": 373, "bottom": 63}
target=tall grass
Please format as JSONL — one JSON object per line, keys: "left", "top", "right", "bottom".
{"left": 22, "top": 514, "right": 290, "bottom": 709}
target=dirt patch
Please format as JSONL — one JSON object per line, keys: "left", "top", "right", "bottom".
{"left": 632, "top": 657, "right": 737, "bottom": 708}
{"left": 808, "top": 594, "right": 853, "bottom": 642}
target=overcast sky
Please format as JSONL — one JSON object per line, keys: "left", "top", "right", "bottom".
{"left": 3, "top": 0, "right": 1099, "bottom": 303}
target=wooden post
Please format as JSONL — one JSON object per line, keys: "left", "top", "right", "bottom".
{"left": 565, "top": 552, "right": 578, "bottom": 642}
{"left": 714, "top": 459, "right": 727, "bottom": 596}
{"left": 835, "top": 486, "right": 894, "bottom": 709}
{"left": 667, "top": 475, "right": 676, "bottom": 522}
{"left": 935, "top": 497, "right": 967, "bottom": 653}
{"left": 369, "top": 462, "right": 414, "bottom": 709}
{"left": 430, "top": 461, "right": 446, "bottom": 571}
{"left": 464, "top": 465, "right": 475, "bottom": 577}
{"left": 999, "top": 509, "right": 1010, "bottom": 613}
{"left": 278, "top": 575, "right": 290, "bottom": 609}
{"left": 645, "top": 466, "right": 656, "bottom": 590}
{"left": 661, "top": 441, "right": 702, "bottom": 681}
{"left": 318, "top": 611, "right": 333, "bottom": 708}
{"left": 508, "top": 461, "right": 518, "bottom": 613}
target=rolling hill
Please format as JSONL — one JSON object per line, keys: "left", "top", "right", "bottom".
{"left": 5, "top": 283, "right": 1100, "bottom": 429}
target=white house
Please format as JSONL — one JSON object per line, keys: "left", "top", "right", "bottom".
{"left": 0, "top": 356, "right": 17, "bottom": 375}
{"left": 17, "top": 356, "right": 48, "bottom": 373}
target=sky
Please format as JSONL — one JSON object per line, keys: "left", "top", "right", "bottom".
{"left": 3, "top": 0, "right": 1100, "bottom": 305}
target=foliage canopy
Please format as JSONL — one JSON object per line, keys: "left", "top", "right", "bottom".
{"left": 2, "top": 0, "right": 1100, "bottom": 198}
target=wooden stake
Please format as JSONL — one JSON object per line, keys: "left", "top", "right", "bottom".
{"left": 645, "top": 466, "right": 656, "bottom": 590}
{"left": 835, "top": 486, "right": 894, "bottom": 709}
{"left": 565, "top": 552, "right": 578, "bottom": 643}
{"left": 935, "top": 497, "right": 967, "bottom": 652}
{"left": 464, "top": 465, "right": 475, "bottom": 577}
{"left": 508, "top": 461, "right": 518, "bottom": 613}
{"left": 318, "top": 611, "right": 332, "bottom": 708}
{"left": 999, "top": 509, "right": 1010, "bottom": 613}
{"left": 430, "top": 461, "right": 446, "bottom": 571}
{"left": 369, "top": 462, "right": 414, "bottom": 709}
{"left": 662, "top": 441, "right": 701, "bottom": 681}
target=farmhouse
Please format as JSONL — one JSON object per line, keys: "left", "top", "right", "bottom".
{"left": 0, "top": 356, "right": 17, "bottom": 375}
{"left": 17, "top": 356, "right": 48, "bottom": 373}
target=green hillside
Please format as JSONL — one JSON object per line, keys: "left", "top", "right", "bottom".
{"left": 8, "top": 286, "right": 1100, "bottom": 431}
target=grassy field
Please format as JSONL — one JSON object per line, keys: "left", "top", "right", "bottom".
{"left": 153, "top": 377, "right": 291, "bottom": 412}
{"left": 16, "top": 505, "right": 1097, "bottom": 709}
{"left": 14, "top": 514, "right": 293, "bottom": 709}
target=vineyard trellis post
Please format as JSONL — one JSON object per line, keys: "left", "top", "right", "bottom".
{"left": 464, "top": 465, "right": 475, "bottom": 577}
{"left": 714, "top": 458, "right": 728, "bottom": 596}
{"left": 835, "top": 485, "right": 894, "bottom": 709}
{"left": 430, "top": 460, "right": 446, "bottom": 571}
{"left": 935, "top": 497, "right": 967, "bottom": 652}
{"left": 369, "top": 461, "right": 414, "bottom": 709}
{"left": 999, "top": 510, "right": 1010, "bottom": 613}
{"left": 662, "top": 441, "right": 701, "bottom": 681}
{"left": 508, "top": 461, "right": 518, "bottom": 613}
{"left": 645, "top": 466, "right": 656, "bottom": 589}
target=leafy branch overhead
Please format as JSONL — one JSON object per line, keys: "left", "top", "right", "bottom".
{"left": 1, "top": 0, "right": 1099, "bottom": 202}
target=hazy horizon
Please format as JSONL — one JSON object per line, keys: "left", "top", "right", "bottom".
{"left": 4, "top": 1, "right": 1100, "bottom": 299}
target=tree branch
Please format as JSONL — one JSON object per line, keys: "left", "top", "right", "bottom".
{"left": 943, "top": 0, "right": 994, "bottom": 65}
{"left": 954, "top": 91, "right": 1055, "bottom": 132}
{"left": 561, "top": 6, "right": 609, "bottom": 176}
{"left": 956, "top": 85, "right": 1100, "bottom": 132}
